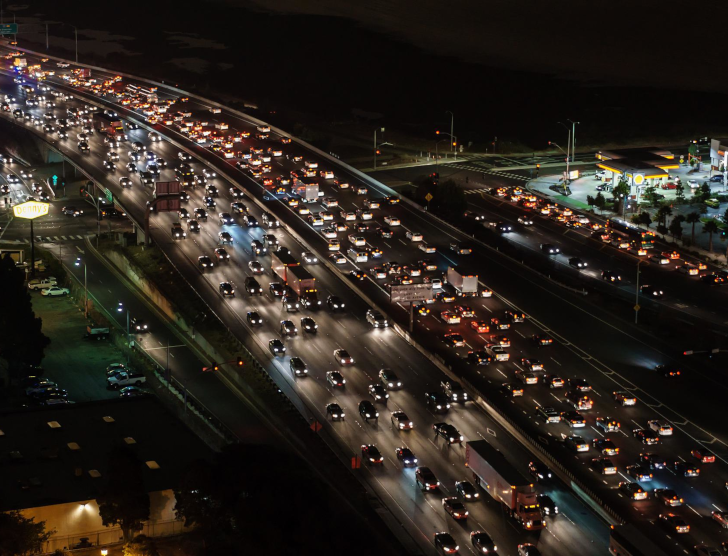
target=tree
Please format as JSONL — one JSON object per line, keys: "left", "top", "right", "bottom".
{"left": 586, "top": 194, "right": 595, "bottom": 207}
{"left": 0, "top": 255, "right": 51, "bottom": 379}
{"left": 633, "top": 211, "right": 652, "bottom": 227}
{"left": 0, "top": 510, "right": 54, "bottom": 556}
{"left": 675, "top": 181, "right": 685, "bottom": 202}
{"left": 643, "top": 184, "right": 659, "bottom": 207}
{"left": 97, "top": 447, "right": 150, "bottom": 543}
{"left": 699, "top": 182, "right": 712, "bottom": 200}
{"left": 668, "top": 215, "right": 684, "bottom": 240}
{"left": 703, "top": 220, "right": 720, "bottom": 252}
{"left": 655, "top": 205, "right": 673, "bottom": 227}
{"left": 594, "top": 192, "right": 607, "bottom": 213}
{"left": 123, "top": 535, "right": 159, "bottom": 556}
{"left": 429, "top": 179, "right": 467, "bottom": 220}
{"left": 686, "top": 211, "right": 701, "bottom": 244}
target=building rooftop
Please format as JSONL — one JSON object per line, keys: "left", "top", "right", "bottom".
{"left": 0, "top": 397, "right": 215, "bottom": 511}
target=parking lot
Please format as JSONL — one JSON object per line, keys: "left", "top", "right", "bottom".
{"left": 27, "top": 294, "right": 126, "bottom": 404}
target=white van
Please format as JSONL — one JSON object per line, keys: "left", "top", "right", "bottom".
{"left": 348, "top": 248, "right": 368, "bottom": 263}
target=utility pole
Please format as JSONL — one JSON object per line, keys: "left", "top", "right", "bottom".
{"left": 568, "top": 119, "right": 580, "bottom": 162}
{"left": 446, "top": 111, "right": 454, "bottom": 153}
{"left": 635, "top": 261, "right": 643, "bottom": 324}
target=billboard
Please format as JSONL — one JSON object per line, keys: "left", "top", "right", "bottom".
{"left": 13, "top": 200, "right": 50, "bottom": 219}
{"left": 389, "top": 283, "right": 433, "bottom": 303}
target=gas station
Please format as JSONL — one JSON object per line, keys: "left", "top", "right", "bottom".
{"left": 594, "top": 148, "right": 680, "bottom": 201}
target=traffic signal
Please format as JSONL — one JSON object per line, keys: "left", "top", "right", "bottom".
{"left": 376, "top": 149, "right": 381, "bottom": 155}
{"left": 535, "top": 164, "right": 540, "bottom": 177}
{"left": 452, "top": 142, "right": 457, "bottom": 147}
{"left": 204, "top": 361, "right": 219, "bottom": 372}
{"left": 236, "top": 356, "right": 244, "bottom": 367}
{"left": 51, "top": 174, "right": 58, "bottom": 187}
{"left": 436, "top": 130, "right": 440, "bottom": 135}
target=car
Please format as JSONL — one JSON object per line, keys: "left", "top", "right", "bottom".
{"left": 361, "top": 444, "right": 383, "bottom": 464}
{"left": 561, "top": 410, "right": 585, "bottom": 427}
{"left": 379, "top": 369, "right": 402, "bottom": 389}
{"left": 441, "top": 310, "right": 460, "bottom": 324}
{"left": 280, "top": 320, "right": 298, "bottom": 336}
{"left": 626, "top": 464, "right": 653, "bottom": 482}
{"left": 326, "top": 371, "right": 346, "bottom": 388}
{"left": 655, "top": 364, "right": 680, "bottom": 378}
{"left": 329, "top": 252, "right": 346, "bottom": 265}
{"left": 543, "top": 375, "right": 564, "bottom": 389}
{"left": 368, "top": 384, "right": 389, "bottom": 402}
{"left": 218, "top": 231, "right": 233, "bottom": 244}
{"left": 639, "top": 452, "right": 666, "bottom": 470}
{"left": 25, "top": 378, "right": 58, "bottom": 396}
{"left": 41, "top": 286, "right": 70, "bottom": 297}
{"left": 130, "top": 317, "right": 149, "bottom": 333}
{"left": 710, "top": 174, "right": 725, "bottom": 182}
{"left": 282, "top": 295, "right": 299, "bottom": 312}
{"left": 538, "top": 494, "right": 558, "bottom": 515}
{"left": 334, "top": 348, "right": 354, "bottom": 365}
{"left": 268, "top": 339, "right": 286, "bottom": 356}
{"left": 521, "top": 456, "right": 553, "bottom": 481}
{"left": 359, "top": 400, "right": 379, "bottom": 421}
{"left": 450, "top": 242, "right": 472, "bottom": 255}
{"left": 425, "top": 392, "right": 451, "bottom": 413}
{"left": 536, "top": 406, "right": 560, "bottom": 423}
{"left": 238, "top": 278, "right": 260, "bottom": 298}
{"left": 443, "top": 333, "right": 465, "bottom": 347}
{"left": 416, "top": 467, "right": 440, "bottom": 491}
{"left": 650, "top": 254, "right": 670, "bottom": 265}
{"left": 648, "top": 420, "right": 673, "bottom": 436}
{"left": 694, "top": 545, "right": 722, "bottom": 556}
{"left": 633, "top": 428, "right": 659, "bottom": 445}
{"left": 658, "top": 513, "right": 689, "bottom": 534}
{"left": 433, "top": 422, "right": 463, "bottom": 444}
{"left": 194, "top": 208, "right": 208, "bottom": 220}
{"left": 673, "top": 461, "right": 700, "bottom": 477}
{"left": 640, "top": 284, "right": 664, "bottom": 298}
{"left": 246, "top": 260, "right": 264, "bottom": 275}
{"left": 197, "top": 256, "right": 213, "bottom": 270}
{"left": 569, "top": 257, "right": 587, "bottom": 269}
{"left": 501, "top": 383, "right": 523, "bottom": 397}
{"left": 119, "top": 386, "right": 147, "bottom": 398}
{"left": 214, "top": 248, "right": 230, "bottom": 262}
{"left": 565, "top": 390, "right": 592, "bottom": 410}
{"left": 327, "top": 295, "right": 345, "bottom": 311}
{"left": 601, "top": 270, "right": 621, "bottom": 282}
{"left": 246, "top": 311, "right": 262, "bottom": 325}
{"left": 323, "top": 403, "right": 345, "bottom": 422}
{"left": 653, "top": 488, "right": 683, "bottom": 507}
{"left": 62, "top": 205, "right": 83, "bottom": 217}
{"left": 592, "top": 438, "right": 619, "bottom": 456}
{"left": 565, "top": 435, "right": 589, "bottom": 452}
{"left": 613, "top": 391, "right": 636, "bottom": 406}
{"left": 395, "top": 447, "right": 418, "bottom": 466}
{"left": 691, "top": 448, "right": 716, "bottom": 463}
{"left": 517, "top": 544, "right": 542, "bottom": 556}
{"left": 595, "top": 417, "right": 620, "bottom": 433}
{"left": 434, "top": 532, "right": 458, "bottom": 554}
{"left": 532, "top": 334, "right": 554, "bottom": 346}
{"left": 365, "top": 309, "right": 388, "bottom": 328}
{"left": 619, "top": 482, "right": 648, "bottom": 500}
{"left": 540, "top": 243, "right": 560, "bottom": 254}
{"left": 700, "top": 273, "right": 726, "bottom": 285}
{"left": 251, "top": 240, "right": 267, "bottom": 255}
{"left": 442, "top": 497, "right": 468, "bottom": 520}
{"left": 187, "top": 220, "right": 200, "bottom": 233}
{"left": 592, "top": 457, "right": 617, "bottom": 474}
{"left": 567, "top": 378, "right": 591, "bottom": 392}
{"left": 390, "top": 410, "right": 412, "bottom": 430}
{"left": 289, "top": 357, "right": 307, "bottom": 377}
{"left": 711, "top": 511, "right": 728, "bottom": 529}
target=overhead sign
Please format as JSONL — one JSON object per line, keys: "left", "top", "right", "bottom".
{"left": 0, "top": 23, "right": 18, "bottom": 35}
{"left": 13, "top": 200, "right": 49, "bottom": 219}
{"left": 390, "top": 283, "right": 433, "bottom": 303}
{"left": 105, "top": 189, "right": 113, "bottom": 203}
{"left": 154, "top": 180, "right": 181, "bottom": 198}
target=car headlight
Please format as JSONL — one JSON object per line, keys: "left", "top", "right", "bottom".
{"left": 450, "top": 437, "right": 455, "bottom": 442}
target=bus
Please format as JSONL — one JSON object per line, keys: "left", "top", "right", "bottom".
{"left": 608, "top": 218, "right": 655, "bottom": 249}
{"left": 609, "top": 524, "right": 670, "bottom": 556}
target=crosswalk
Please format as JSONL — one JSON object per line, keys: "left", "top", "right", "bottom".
{"left": 452, "top": 163, "right": 531, "bottom": 182}
{"left": 0, "top": 235, "right": 87, "bottom": 244}
{"left": 463, "top": 188, "right": 493, "bottom": 196}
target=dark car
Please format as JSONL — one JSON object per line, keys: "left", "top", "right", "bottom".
{"left": 326, "top": 402, "right": 344, "bottom": 420}
{"left": 569, "top": 257, "right": 587, "bottom": 269}
{"left": 130, "top": 317, "right": 149, "bottom": 333}
{"left": 456, "top": 480, "right": 479, "bottom": 500}
{"left": 327, "top": 295, "right": 345, "bottom": 311}
{"left": 538, "top": 494, "right": 559, "bottom": 515}
{"left": 197, "top": 256, "right": 213, "bottom": 270}
{"left": 425, "top": 392, "right": 451, "bottom": 413}
{"left": 194, "top": 208, "right": 208, "bottom": 221}
{"left": 434, "top": 532, "right": 458, "bottom": 554}
{"left": 433, "top": 422, "right": 463, "bottom": 444}
{"left": 655, "top": 365, "right": 681, "bottom": 378}
{"left": 540, "top": 243, "right": 560, "bottom": 254}
{"left": 268, "top": 339, "right": 285, "bottom": 356}
{"left": 359, "top": 400, "right": 379, "bottom": 421}
{"left": 395, "top": 447, "right": 418, "bottom": 466}
{"left": 361, "top": 444, "right": 383, "bottom": 464}
{"left": 528, "top": 461, "right": 552, "bottom": 481}
{"left": 471, "top": 531, "right": 496, "bottom": 553}
{"left": 300, "top": 316, "right": 318, "bottom": 333}
{"left": 326, "top": 371, "right": 346, "bottom": 388}
{"left": 245, "top": 277, "right": 262, "bottom": 295}
{"left": 289, "top": 357, "right": 307, "bottom": 376}
{"left": 187, "top": 220, "right": 200, "bottom": 233}
{"left": 246, "top": 311, "right": 262, "bottom": 325}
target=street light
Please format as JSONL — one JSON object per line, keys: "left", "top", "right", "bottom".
{"left": 568, "top": 119, "right": 580, "bottom": 162}
{"left": 75, "top": 257, "right": 87, "bottom": 318}
{"left": 445, "top": 111, "right": 454, "bottom": 153}
{"left": 635, "top": 260, "right": 645, "bottom": 324}
{"left": 549, "top": 140, "right": 571, "bottom": 193}
{"left": 373, "top": 127, "right": 385, "bottom": 169}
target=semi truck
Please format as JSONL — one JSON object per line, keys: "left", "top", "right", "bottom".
{"left": 93, "top": 112, "right": 124, "bottom": 137}
{"left": 446, "top": 266, "right": 478, "bottom": 297}
{"left": 271, "top": 251, "right": 319, "bottom": 307}
{"left": 465, "top": 440, "right": 545, "bottom": 530}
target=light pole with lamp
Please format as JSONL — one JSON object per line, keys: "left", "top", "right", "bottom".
{"left": 635, "top": 260, "right": 645, "bottom": 324}
{"left": 373, "top": 127, "right": 386, "bottom": 169}
{"left": 568, "top": 119, "right": 580, "bottom": 162}
{"left": 75, "top": 257, "right": 88, "bottom": 318}
{"left": 445, "top": 111, "right": 454, "bottom": 154}
{"left": 117, "top": 301, "right": 131, "bottom": 364}
{"left": 548, "top": 140, "right": 571, "bottom": 193}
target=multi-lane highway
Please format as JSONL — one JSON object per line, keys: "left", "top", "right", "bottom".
{"left": 3, "top": 49, "right": 728, "bottom": 554}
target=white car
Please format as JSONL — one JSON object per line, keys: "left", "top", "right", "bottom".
{"left": 518, "top": 216, "right": 533, "bottom": 226}
{"left": 406, "top": 230, "right": 423, "bottom": 242}
{"left": 648, "top": 420, "right": 673, "bottom": 436}
{"left": 384, "top": 216, "right": 401, "bottom": 226}
{"left": 322, "top": 227, "right": 337, "bottom": 239}
{"left": 687, "top": 179, "right": 699, "bottom": 189}
{"left": 41, "top": 286, "right": 70, "bottom": 297}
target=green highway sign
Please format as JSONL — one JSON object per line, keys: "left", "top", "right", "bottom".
{"left": 0, "top": 23, "right": 18, "bottom": 35}
{"left": 105, "top": 189, "right": 113, "bottom": 203}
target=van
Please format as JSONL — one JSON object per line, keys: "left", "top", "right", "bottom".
{"left": 348, "top": 248, "right": 368, "bottom": 263}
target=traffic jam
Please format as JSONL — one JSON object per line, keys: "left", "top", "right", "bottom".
{"left": 4, "top": 52, "right": 728, "bottom": 553}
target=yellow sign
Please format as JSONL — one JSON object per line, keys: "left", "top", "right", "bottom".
{"left": 13, "top": 200, "right": 50, "bottom": 219}
{"left": 634, "top": 174, "right": 645, "bottom": 185}
{"left": 425, "top": 193, "right": 433, "bottom": 202}
{"left": 634, "top": 304, "right": 640, "bottom": 312}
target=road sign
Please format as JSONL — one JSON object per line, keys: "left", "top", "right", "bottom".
{"left": 634, "top": 304, "right": 640, "bottom": 312}
{"left": 154, "top": 180, "right": 181, "bottom": 197}
{"left": 0, "top": 23, "right": 18, "bottom": 35}
{"left": 13, "top": 200, "right": 49, "bottom": 219}
{"left": 425, "top": 193, "right": 433, "bottom": 202}
{"left": 310, "top": 420, "right": 322, "bottom": 433}
{"left": 105, "top": 189, "right": 113, "bottom": 203}
{"left": 390, "top": 283, "right": 433, "bottom": 303}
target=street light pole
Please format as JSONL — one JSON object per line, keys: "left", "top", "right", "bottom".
{"left": 74, "top": 26, "right": 78, "bottom": 64}
{"left": 568, "top": 119, "right": 580, "bottom": 162}
{"left": 373, "top": 127, "right": 385, "bottom": 169}
{"left": 83, "top": 264, "right": 87, "bottom": 318}
{"left": 446, "top": 111, "right": 454, "bottom": 153}
{"left": 635, "top": 260, "right": 644, "bottom": 324}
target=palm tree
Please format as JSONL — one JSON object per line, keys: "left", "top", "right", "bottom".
{"left": 656, "top": 205, "right": 673, "bottom": 227}
{"left": 686, "top": 212, "right": 701, "bottom": 244}
{"left": 703, "top": 220, "right": 719, "bottom": 252}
